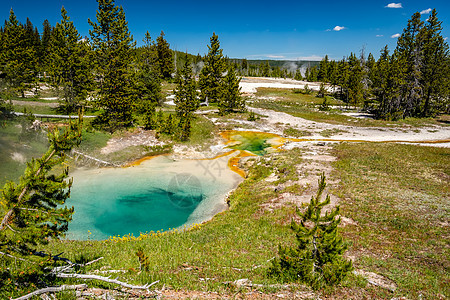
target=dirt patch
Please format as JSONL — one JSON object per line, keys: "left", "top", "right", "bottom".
{"left": 100, "top": 128, "right": 166, "bottom": 155}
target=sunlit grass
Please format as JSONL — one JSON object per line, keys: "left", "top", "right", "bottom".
{"left": 331, "top": 143, "right": 449, "bottom": 299}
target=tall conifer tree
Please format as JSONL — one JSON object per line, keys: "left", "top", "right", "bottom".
{"left": 199, "top": 33, "right": 226, "bottom": 104}
{"left": 136, "top": 31, "right": 162, "bottom": 129}
{"left": 88, "top": 0, "right": 136, "bottom": 131}
{"left": 39, "top": 19, "right": 53, "bottom": 75}
{"left": 156, "top": 31, "right": 174, "bottom": 79}
{"left": 395, "top": 12, "right": 424, "bottom": 117}
{"left": 218, "top": 65, "right": 244, "bottom": 115}
{"left": 420, "top": 9, "right": 449, "bottom": 116}
{"left": 0, "top": 9, "right": 38, "bottom": 97}
{"left": 347, "top": 53, "right": 364, "bottom": 107}
{"left": 174, "top": 53, "right": 199, "bottom": 117}
{"left": 49, "top": 7, "right": 93, "bottom": 114}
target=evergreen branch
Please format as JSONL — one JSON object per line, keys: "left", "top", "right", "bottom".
{"left": 0, "top": 148, "right": 57, "bottom": 232}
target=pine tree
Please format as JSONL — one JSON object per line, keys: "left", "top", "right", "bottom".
{"left": 163, "top": 113, "right": 175, "bottom": 135}
{"left": 269, "top": 174, "right": 352, "bottom": 290}
{"left": 373, "top": 46, "right": 405, "bottom": 120}
{"left": 136, "top": 31, "right": 162, "bottom": 127}
{"left": 199, "top": 33, "right": 226, "bottom": 104}
{"left": 174, "top": 53, "right": 199, "bottom": 117}
{"left": 218, "top": 65, "right": 244, "bottom": 115}
{"left": 316, "top": 82, "right": 327, "bottom": 98}
{"left": 49, "top": 7, "right": 93, "bottom": 114}
{"left": 156, "top": 31, "right": 174, "bottom": 79}
{"left": 0, "top": 118, "right": 82, "bottom": 260}
{"left": 260, "top": 61, "right": 271, "bottom": 77}
{"left": 294, "top": 68, "right": 303, "bottom": 81}
{"left": 395, "top": 12, "right": 424, "bottom": 117}
{"left": 336, "top": 58, "right": 349, "bottom": 101}
{"left": 306, "top": 66, "right": 318, "bottom": 82}
{"left": 318, "top": 55, "right": 329, "bottom": 82}
{"left": 39, "top": 19, "right": 53, "bottom": 75}
{"left": 347, "top": 53, "right": 364, "bottom": 107}
{"left": 366, "top": 52, "right": 376, "bottom": 98}
{"left": 88, "top": 0, "right": 136, "bottom": 131}
{"left": 177, "top": 115, "right": 191, "bottom": 142}
{"left": 420, "top": 9, "right": 449, "bottom": 116}
{"left": 0, "top": 9, "right": 38, "bottom": 98}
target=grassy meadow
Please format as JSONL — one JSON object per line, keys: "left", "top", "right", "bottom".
{"left": 0, "top": 86, "right": 449, "bottom": 299}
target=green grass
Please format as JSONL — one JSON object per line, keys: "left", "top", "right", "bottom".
{"left": 2, "top": 149, "right": 309, "bottom": 299}
{"left": 283, "top": 127, "right": 313, "bottom": 137}
{"left": 331, "top": 143, "right": 449, "bottom": 299}
{"left": 12, "top": 103, "right": 57, "bottom": 115}
{"left": 2, "top": 134, "right": 449, "bottom": 298}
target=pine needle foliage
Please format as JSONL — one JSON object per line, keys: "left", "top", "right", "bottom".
{"left": 269, "top": 174, "right": 352, "bottom": 290}
{"left": 88, "top": 0, "right": 136, "bottom": 131}
{"left": 0, "top": 118, "right": 82, "bottom": 258}
{"left": 174, "top": 53, "right": 199, "bottom": 117}
{"left": 156, "top": 31, "right": 174, "bottom": 80}
{"left": 218, "top": 65, "right": 245, "bottom": 115}
{"left": 49, "top": 7, "right": 93, "bottom": 114}
{"left": 199, "top": 33, "right": 226, "bottom": 104}
{"left": 0, "top": 9, "right": 38, "bottom": 98}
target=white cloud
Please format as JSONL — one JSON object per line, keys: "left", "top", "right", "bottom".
{"left": 420, "top": 8, "right": 432, "bottom": 14}
{"left": 444, "top": 37, "right": 448, "bottom": 41}
{"left": 376, "top": 34, "right": 384, "bottom": 37}
{"left": 266, "top": 55, "right": 285, "bottom": 59}
{"left": 391, "top": 33, "right": 401, "bottom": 38}
{"left": 333, "top": 26, "right": 346, "bottom": 31}
{"left": 385, "top": 3, "right": 402, "bottom": 8}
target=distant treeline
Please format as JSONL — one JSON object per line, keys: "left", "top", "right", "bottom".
{"left": 171, "top": 50, "right": 320, "bottom": 79}
{"left": 0, "top": 3, "right": 448, "bottom": 121}
{"left": 304, "top": 9, "right": 449, "bottom": 119}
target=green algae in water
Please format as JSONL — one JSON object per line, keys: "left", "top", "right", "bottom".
{"left": 65, "top": 155, "right": 242, "bottom": 240}
{"left": 224, "top": 131, "right": 284, "bottom": 155}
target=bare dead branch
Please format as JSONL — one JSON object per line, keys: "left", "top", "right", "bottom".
{"left": 56, "top": 273, "right": 159, "bottom": 290}
{"left": 11, "top": 284, "right": 87, "bottom": 300}
{"left": 0, "top": 251, "right": 33, "bottom": 263}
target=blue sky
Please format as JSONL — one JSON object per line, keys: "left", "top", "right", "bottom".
{"left": 1, "top": 0, "right": 449, "bottom": 61}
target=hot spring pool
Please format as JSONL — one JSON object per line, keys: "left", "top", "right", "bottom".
{"left": 65, "top": 154, "right": 243, "bottom": 240}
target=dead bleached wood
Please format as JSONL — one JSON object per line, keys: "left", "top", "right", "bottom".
{"left": 56, "top": 273, "right": 159, "bottom": 290}
{"left": 11, "top": 284, "right": 87, "bottom": 300}
{"left": 0, "top": 251, "right": 31, "bottom": 263}
{"left": 51, "top": 257, "right": 104, "bottom": 273}
{"left": 70, "top": 150, "right": 119, "bottom": 167}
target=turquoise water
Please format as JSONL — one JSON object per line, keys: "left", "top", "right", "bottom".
{"left": 65, "top": 155, "right": 242, "bottom": 240}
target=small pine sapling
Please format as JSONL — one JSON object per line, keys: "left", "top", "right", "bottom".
{"left": 269, "top": 173, "right": 353, "bottom": 290}
{"left": 302, "top": 84, "right": 312, "bottom": 94}
{"left": 316, "top": 82, "right": 327, "bottom": 98}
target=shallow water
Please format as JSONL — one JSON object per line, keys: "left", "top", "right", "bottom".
{"left": 65, "top": 154, "right": 242, "bottom": 240}
{"left": 220, "top": 131, "right": 285, "bottom": 155}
